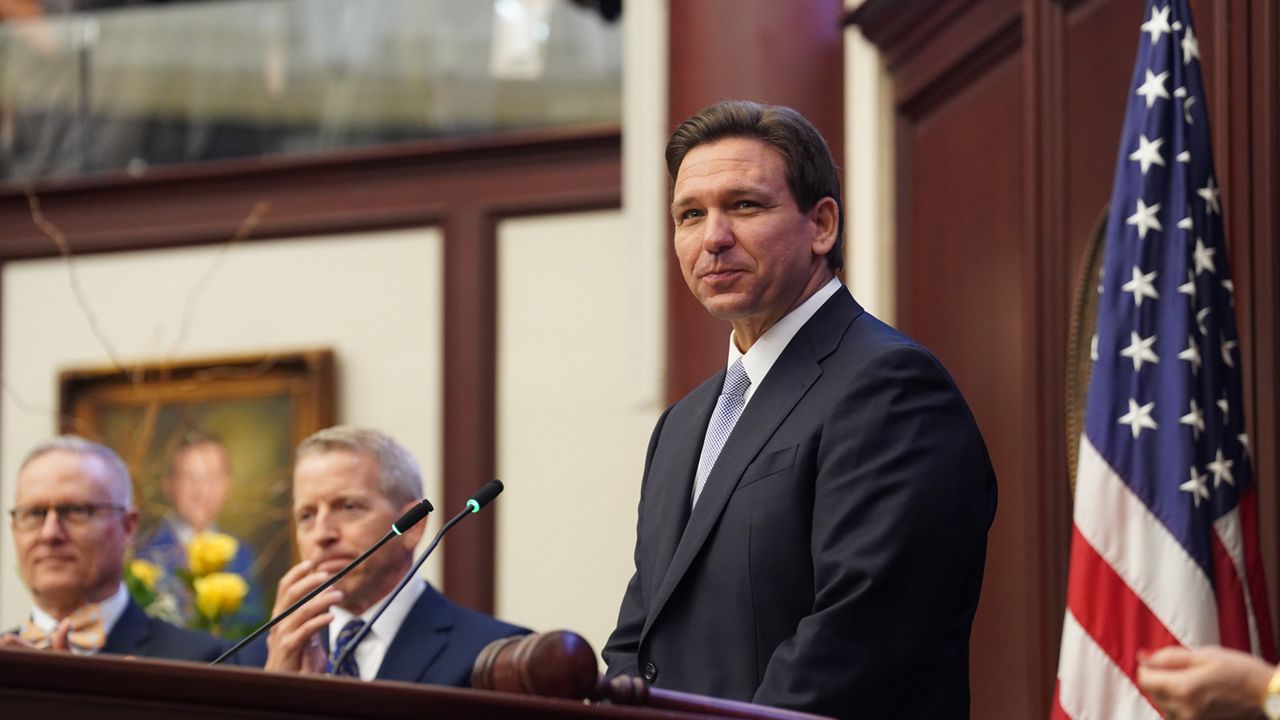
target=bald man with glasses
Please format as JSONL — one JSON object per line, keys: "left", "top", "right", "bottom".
{"left": 3, "top": 436, "right": 223, "bottom": 661}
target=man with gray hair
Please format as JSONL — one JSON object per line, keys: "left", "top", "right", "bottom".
{"left": 248, "top": 426, "right": 526, "bottom": 686}
{"left": 3, "top": 435, "right": 224, "bottom": 660}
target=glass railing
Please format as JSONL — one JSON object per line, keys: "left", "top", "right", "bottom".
{"left": 0, "top": 0, "right": 622, "bottom": 184}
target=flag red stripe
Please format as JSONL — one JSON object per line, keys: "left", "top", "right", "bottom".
{"left": 1238, "top": 487, "right": 1277, "bottom": 661}
{"left": 1050, "top": 680, "right": 1069, "bottom": 720}
{"left": 1066, "top": 525, "right": 1180, "bottom": 683}
{"left": 1210, "top": 530, "right": 1251, "bottom": 652}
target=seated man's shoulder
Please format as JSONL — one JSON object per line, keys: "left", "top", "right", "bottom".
{"left": 421, "top": 585, "right": 528, "bottom": 645}
{"left": 452, "top": 602, "right": 529, "bottom": 641}
{"left": 132, "top": 614, "right": 227, "bottom": 662}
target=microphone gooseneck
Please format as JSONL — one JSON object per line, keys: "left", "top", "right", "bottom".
{"left": 329, "top": 480, "right": 505, "bottom": 675}
{"left": 210, "top": 498, "right": 434, "bottom": 665}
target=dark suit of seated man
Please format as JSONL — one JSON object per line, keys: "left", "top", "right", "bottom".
{"left": 3, "top": 436, "right": 223, "bottom": 662}
{"left": 234, "top": 426, "right": 526, "bottom": 685}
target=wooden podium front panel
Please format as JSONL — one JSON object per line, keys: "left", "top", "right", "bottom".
{"left": 0, "top": 648, "right": 714, "bottom": 720}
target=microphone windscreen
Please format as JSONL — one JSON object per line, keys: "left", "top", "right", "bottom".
{"left": 468, "top": 480, "right": 504, "bottom": 512}
{"left": 392, "top": 499, "right": 434, "bottom": 534}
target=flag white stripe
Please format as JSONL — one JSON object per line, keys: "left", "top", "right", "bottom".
{"left": 1213, "top": 509, "right": 1263, "bottom": 654}
{"left": 1057, "top": 609, "right": 1162, "bottom": 720}
{"left": 1074, "top": 435, "right": 1219, "bottom": 647}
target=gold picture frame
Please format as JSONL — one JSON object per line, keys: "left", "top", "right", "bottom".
{"left": 1066, "top": 209, "right": 1109, "bottom": 492}
{"left": 57, "top": 349, "right": 335, "bottom": 628}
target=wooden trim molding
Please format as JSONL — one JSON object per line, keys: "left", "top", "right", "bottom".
{"left": 0, "top": 126, "right": 623, "bottom": 614}
{"left": 666, "top": 0, "right": 845, "bottom": 404}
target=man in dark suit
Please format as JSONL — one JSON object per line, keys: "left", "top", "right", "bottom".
{"left": 602, "top": 100, "right": 997, "bottom": 719}
{"left": 251, "top": 426, "right": 525, "bottom": 685}
{"left": 3, "top": 436, "right": 223, "bottom": 661}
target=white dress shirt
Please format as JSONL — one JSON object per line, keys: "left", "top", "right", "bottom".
{"left": 30, "top": 582, "right": 130, "bottom": 655}
{"left": 328, "top": 576, "right": 427, "bottom": 681}
{"left": 692, "top": 278, "right": 845, "bottom": 487}
{"left": 729, "top": 277, "right": 845, "bottom": 405}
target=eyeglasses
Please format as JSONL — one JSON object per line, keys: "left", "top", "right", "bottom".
{"left": 9, "top": 503, "right": 127, "bottom": 532}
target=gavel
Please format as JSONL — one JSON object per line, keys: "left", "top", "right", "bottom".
{"left": 472, "top": 631, "right": 832, "bottom": 720}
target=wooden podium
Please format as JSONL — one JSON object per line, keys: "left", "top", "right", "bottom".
{"left": 0, "top": 647, "right": 715, "bottom": 720}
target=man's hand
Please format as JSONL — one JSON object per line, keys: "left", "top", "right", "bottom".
{"left": 0, "top": 619, "right": 72, "bottom": 652}
{"left": 264, "top": 560, "right": 343, "bottom": 674}
{"left": 1137, "top": 645, "right": 1274, "bottom": 719}
{"left": 0, "top": 633, "right": 34, "bottom": 650}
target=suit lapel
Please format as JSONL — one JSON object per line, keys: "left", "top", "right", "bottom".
{"left": 640, "top": 291, "right": 861, "bottom": 641}
{"left": 375, "top": 586, "right": 453, "bottom": 683}
{"left": 102, "top": 600, "right": 149, "bottom": 655}
{"left": 648, "top": 378, "right": 720, "bottom": 579}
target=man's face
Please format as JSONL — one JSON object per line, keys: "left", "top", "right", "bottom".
{"left": 671, "top": 136, "right": 837, "bottom": 348}
{"left": 292, "top": 450, "right": 422, "bottom": 614}
{"left": 165, "top": 442, "right": 231, "bottom": 532}
{"left": 12, "top": 450, "right": 138, "bottom": 616}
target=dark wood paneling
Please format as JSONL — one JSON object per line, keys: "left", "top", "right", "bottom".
{"left": 855, "top": 0, "right": 1280, "bottom": 716}
{"left": 1246, "top": 0, "right": 1280, "bottom": 634}
{"left": 1206, "top": 0, "right": 1280, "bottom": 632}
{"left": 1062, "top": 0, "right": 1140, "bottom": 266}
{"left": 666, "top": 0, "right": 845, "bottom": 403}
{"left": 0, "top": 128, "right": 623, "bottom": 614}
{"left": 899, "top": 44, "right": 1037, "bottom": 720}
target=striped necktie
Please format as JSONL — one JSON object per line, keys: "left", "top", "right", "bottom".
{"left": 327, "top": 619, "right": 366, "bottom": 678}
{"left": 692, "top": 358, "right": 751, "bottom": 507}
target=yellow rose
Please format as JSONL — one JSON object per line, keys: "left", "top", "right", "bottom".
{"left": 129, "top": 558, "right": 162, "bottom": 591}
{"left": 187, "top": 532, "right": 239, "bottom": 576}
{"left": 193, "top": 572, "right": 249, "bottom": 620}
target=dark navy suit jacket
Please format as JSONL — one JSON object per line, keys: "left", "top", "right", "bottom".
{"left": 233, "top": 582, "right": 527, "bottom": 686}
{"left": 603, "top": 290, "right": 997, "bottom": 719}
{"left": 103, "top": 599, "right": 226, "bottom": 662}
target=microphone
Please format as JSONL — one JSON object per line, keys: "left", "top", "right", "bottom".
{"left": 210, "top": 498, "right": 434, "bottom": 665}
{"left": 329, "top": 480, "right": 504, "bottom": 675}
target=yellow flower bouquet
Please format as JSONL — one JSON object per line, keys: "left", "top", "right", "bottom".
{"left": 188, "top": 532, "right": 240, "bottom": 576}
{"left": 194, "top": 572, "right": 250, "bottom": 621}
{"left": 125, "top": 531, "right": 253, "bottom": 637}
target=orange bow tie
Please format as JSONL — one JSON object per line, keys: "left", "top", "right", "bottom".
{"left": 19, "top": 603, "right": 106, "bottom": 652}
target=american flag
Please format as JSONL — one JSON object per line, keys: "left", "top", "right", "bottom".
{"left": 1052, "top": 1, "right": 1276, "bottom": 717}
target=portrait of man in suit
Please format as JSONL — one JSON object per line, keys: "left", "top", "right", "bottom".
{"left": 248, "top": 426, "right": 526, "bottom": 685}
{"left": 133, "top": 432, "right": 263, "bottom": 628}
{"left": 3, "top": 435, "right": 223, "bottom": 661}
{"left": 603, "top": 100, "right": 998, "bottom": 718}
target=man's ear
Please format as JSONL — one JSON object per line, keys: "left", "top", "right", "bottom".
{"left": 808, "top": 197, "right": 839, "bottom": 257}
{"left": 121, "top": 508, "right": 140, "bottom": 542}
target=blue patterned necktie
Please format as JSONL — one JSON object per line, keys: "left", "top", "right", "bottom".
{"left": 327, "top": 619, "right": 366, "bottom": 678}
{"left": 692, "top": 358, "right": 751, "bottom": 507}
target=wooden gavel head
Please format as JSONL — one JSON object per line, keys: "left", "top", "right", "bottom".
{"left": 471, "top": 630, "right": 601, "bottom": 700}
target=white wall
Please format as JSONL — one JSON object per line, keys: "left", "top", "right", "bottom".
{"left": 1, "top": 228, "right": 444, "bottom": 628}
{"left": 489, "top": 0, "right": 669, "bottom": 662}
{"left": 494, "top": 210, "right": 662, "bottom": 661}
{"left": 845, "top": 5, "right": 896, "bottom": 322}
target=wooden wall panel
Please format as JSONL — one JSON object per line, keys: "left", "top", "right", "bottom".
{"left": 899, "top": 49, "right": 1036, "bottom": 718}
{"left": 1062, "top": 0, "right": 1141, "bottom": 269}
{"left": 854, "top": 0, "right": 1280, "bottom": 716}
{"left": 666, "top": 0, "right": 845, "bottom": 403}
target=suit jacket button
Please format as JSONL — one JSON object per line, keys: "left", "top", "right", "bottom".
{"left": 642, "top": 662, "right": 657, "bottom": 683}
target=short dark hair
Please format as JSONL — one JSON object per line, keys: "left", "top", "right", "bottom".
{"left": 166, "top": 431, "right": 229, "bottom": 478}
{"left": 666, "top": 99, "right": 844, "bottom": 272}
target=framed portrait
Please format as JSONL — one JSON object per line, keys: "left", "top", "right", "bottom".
{"left": 58, "top": 349, "right": 335, "bottom": 635}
